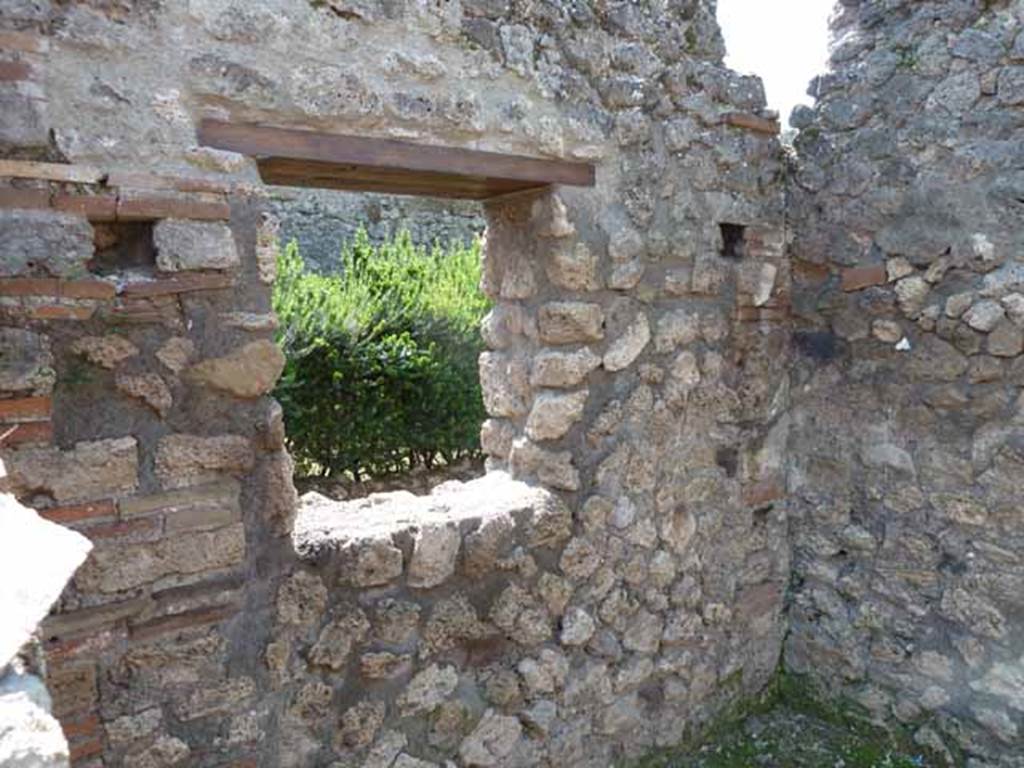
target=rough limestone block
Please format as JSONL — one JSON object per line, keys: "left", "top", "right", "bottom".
{"left": 508, "top": 438, "right": 579, "bottom": 491}
{"left": 187, "top": 340, "right": 285, "bottom": 398}
{"left": 115, "top": 373, "right": 172, "bottom": 416}
{"left": 603, "top": 313, "right": 650, "bottom": 371}
{"left": 399, "top": 664, "right": 458, "bottom": 716}
{"left": 407, "top": 524, "right": 461, "bottom": 588}
{"left": 70, "top": 334, "right": 139, "bottom": 370}
{"left": 276, "top": 571, "right": 327, "bottom": 629}
{"left": 537, "top": 302, "right": 604, "bottom": 344}
{"left": 74, "top": 523, "right": 245, "bottom": 593}
{"left": 478, "top": 352, "right": 530, "bottom": 418}
{"left": 255, "top": 212, "right": 280, "bottom": 284}
{"left": 0, "top": 90, "right": 49, "bottom": 152}
{"left": 988, "top": 320, "right": 1024, "bottom": 357}
{"left": 6, "top": 437, "right": 138, "bottom": 504}
{"left": 459, "top": 709, "right": 522, "bottom": 767}
{"left": 308, "top": 607, "right": 370, "bottom": 670}
{"left": 545, "top": 241, "right": 600, "bottom": 291}
{"left": 529, "top": 347, "right": 600, "bottom": 388}
{"left": 0, "top": 328, "right": 55, "bottom": 395}
{"left": 154, "top": 434, "right": 254, "bottom": 489}
{"left": 560, "top": 607, "right": 596, "bottom": 646}
{"left": 479, "top": 418, "right": 515, "bottom": 460}
{"left": 654, "top": 310, "right": 700, "bottom": 353}
{"left": 153, "top": 219, "right": 240, "bottom": 272}
{"left": 0, "top": 209, "right": 93, "bottom": 278}
{"left": 155, "top": 336, "right": 195, "bottom": 373}
{"left": 525, "top": 389, "right": 588, "bottom": 441}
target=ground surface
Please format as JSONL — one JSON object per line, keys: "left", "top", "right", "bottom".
{"left": 643, "top": 708, "right": 927, "bottom": 768}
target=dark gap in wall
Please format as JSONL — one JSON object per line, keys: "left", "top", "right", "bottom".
{"left": 719, "top": 222, "right": 746, "bottom": 260}
{"left": 753, "top": 505, "right": 773, "bottom": 526}
{"left": 715, "top": 446, "right": 739, "bottom": 478}
{"left": 89, "top": 221, "right": 156, "bottom": 276}
{"left": 793, "top": 330, "right": 840, "bottom": 362}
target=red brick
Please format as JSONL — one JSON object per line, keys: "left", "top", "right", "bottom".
{"left": 29, "top": 304, "right": 96, "bottom": 321}
{"left": 121, "top": 273, "right": 234, "bottom": 297}
{"left": 46, "top": 663, "right": 97, "bottom": 718}
{"left": 129, "top": 604, "right": 237, "bottom": 642}
{"left": 0, "top": 30, "right": 49, "bottom": 53}
{"left": 793, "top": 260, "right": 831, "bottom": 284}
{"left": 734, "top": 306, "right": 789, "bottom": 323}
{"left": 68, "top": 735, "right": 103, "bottom": 764}
{"left": 722, "top": 111, "right": 781, "bottom": 135}
{"left": 61, "top": 714, "right": 100, "bottom": 741}
{"left": 0, "top": 60, "right": 33, "bottom": 82}
{"left": 0, "top": 187, "right": 50, "bottom": 209}
{"left": 0, "top": 277, "right": 60, "bottom": 297}
{"left": 60, "top": 279, "right": 116, "bottom": 300}
{"left": 40, "top": 499, "right": 117, "bottom": 524}
{"left": 116, "top": 190, "right": 230, "bottom": 221}
{"left": 841, "top": 264, "right": 887, "bottom": 292}
{"left": 53, "top": 193, "right": 117, "bottom": 220}
{"left": 0, "top": 395, "right": 50, "bottom": 421}
{"left": 42, "top": 629, "right": 125, "bottom": 666}
{"left": 743, "top": 479, "right": 785, "bottom": 507}
{"left": 0, "top": 420, "right": 52, "bottom": 446}
{"left": 43, "top": 609, "right": 138, "bottom": 650}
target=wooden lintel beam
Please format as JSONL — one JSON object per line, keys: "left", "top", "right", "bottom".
{"left": 197, "top": 119, "right": 596, "bottom": 197}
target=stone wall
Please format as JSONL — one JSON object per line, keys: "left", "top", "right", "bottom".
{"left": 786, "top": 0, "right": 1024, "bottom": 764}
{"left": 0, "top": 2, "right": 789, "bottom": 768}
{"left": 269, "top": 189, "right": 484, "bottom": 272}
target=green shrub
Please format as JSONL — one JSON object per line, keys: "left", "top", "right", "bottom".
{"left": 273, "top": 229, "right": 489, "bottom": 481}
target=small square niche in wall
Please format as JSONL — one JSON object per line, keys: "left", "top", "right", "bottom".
{"left": 89, "top": 222, "right": 156, "bottom": 276}
{"left": 719, "top": 223, "right": 746, "bottom": 260}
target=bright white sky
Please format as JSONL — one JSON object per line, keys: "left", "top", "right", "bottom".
{"left": 717, "top": 0, "right": 834, "bottom": 126}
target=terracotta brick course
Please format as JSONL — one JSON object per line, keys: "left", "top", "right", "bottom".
{"left": 0, "top": 159, "right": 103, "bottom": 184}
{"left": 0, "top": 278, "right": 115, "bottom": 300}
{"left": 0, "top": 419, "right": 52, "bottom": 446}
{"left": 0, "top": 30, "right": 49, "bottom": 53}
{"left": 0, "top": 187, "right": 50, "bottom": 209}
{"left": 722, "top": 111, "right": 781, "bottom": 135}
{"left": 60, "top": 279, "right": 116, "bottom": 300}
{"left": 129, "top": 604, "right": 237, "bottom": 642}
{"left": 840, "top": 264, "right": 887, "bottom": 292}
{"left": 40, "top": 500, "right": 117, "bottom": 524}
{"left": 0, "top": 60, "right": 33, "bottom": 82}
{"left": 116, "top": 190, "right": 230, "bottom": 221}
{"left": 29, "top": 304, "right": 97, "bottom": 321}
{"left": 0, "top": 395, "right": 51, "bottom": 421}
{"left": 52, "top": 193, "right": 118, "bottom": 220}
{"left": 61, "top": 714, "right": 100, "bottom": 741}
{"left": 68, "top": 736, "right": 103, "bottom": 764}
{"left": 43, "top": 600, "right": 149, "bottom": 645}
{"left": 743, "top": 478, "right": 786, "bottom": 508}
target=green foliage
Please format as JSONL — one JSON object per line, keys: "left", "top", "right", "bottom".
{"left": 273, "top": 229, "right": 489, "bottom": 481}
{"left": 894, "top": 44, "right": 918, "bottom": 70}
